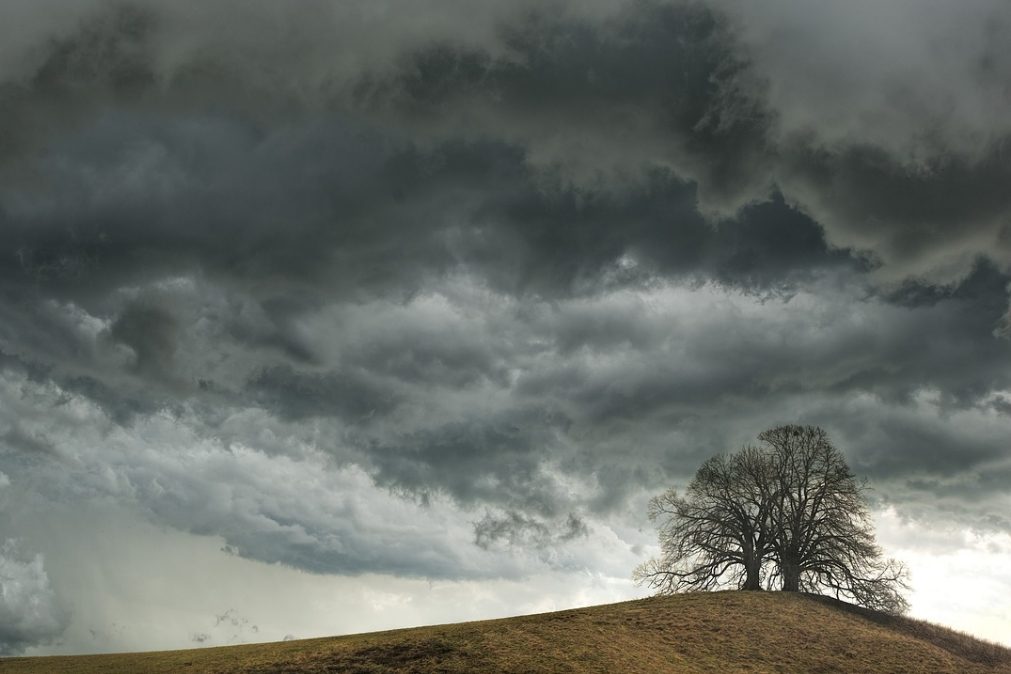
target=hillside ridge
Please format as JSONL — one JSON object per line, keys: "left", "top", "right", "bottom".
{"left": 3, "top": 591, "right": 1009, "bottom": 673}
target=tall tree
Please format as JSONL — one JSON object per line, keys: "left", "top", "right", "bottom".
{"left": 760, "top": 425, "right": 908, "bottom": 613}
{"left": 637, "top": 425, "right": 908, "bottom": 614}
{"left": 633, "top": 447, "right": 774, "bottom": 593}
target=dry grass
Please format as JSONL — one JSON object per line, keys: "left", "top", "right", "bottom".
{"left": 804, "top": 594, "right": 1011, "bottom": 668}
{"left": 2, "top": 591, "right": 1009, "bottom": 673}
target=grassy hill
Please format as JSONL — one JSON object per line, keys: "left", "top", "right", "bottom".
{"left": 3, "top": 591, "right": 1009, "bottom": 673}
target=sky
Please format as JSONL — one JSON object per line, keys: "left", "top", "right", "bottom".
{"left": 0, "top": 0, "right": 1010, "bottom": 656}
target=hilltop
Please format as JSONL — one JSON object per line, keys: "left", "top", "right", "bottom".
{"left": 2, "top": 591, "right": 1009, "bottom": 673}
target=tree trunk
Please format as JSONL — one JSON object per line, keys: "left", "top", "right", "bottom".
{"left": 781, "top": 560, "right": 801, "bottom": 592}
{"left": 743, "top": 559, "right": 762, "bottom": 590}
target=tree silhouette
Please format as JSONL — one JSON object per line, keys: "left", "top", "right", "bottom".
{"left": 635, "top": 425, "right": 908, "bottom": 614}
{"left": 634, "top": 447, "right": 775, "bottom": 593}
{"left": 760, "top": 425, "right": 908, "bottom": 613}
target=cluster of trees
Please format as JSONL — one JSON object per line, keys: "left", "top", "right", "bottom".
{"left": 634, "top": 425, "right": 908, "bottom": 614}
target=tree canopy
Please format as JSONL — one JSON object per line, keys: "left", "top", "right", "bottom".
{"left": 635, "top": 425, "right": 908, "bottom": 614}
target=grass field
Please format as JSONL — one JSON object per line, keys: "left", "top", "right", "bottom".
{"left": 2, "top": 591, "right": 1009, "bottom": 673}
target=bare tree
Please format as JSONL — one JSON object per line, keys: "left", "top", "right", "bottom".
{"left": 636, "top": 425, "right": 909, "bottom": 614}
{"left": 760, "top": 425, "right": 908, "bottom": 613}
{"left": 633, "top": 447, "right": 775, "bottom": 593}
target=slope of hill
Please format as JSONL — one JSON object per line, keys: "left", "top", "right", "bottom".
{"left": 3, "top": 591, "right": 1009, "bottom": 673}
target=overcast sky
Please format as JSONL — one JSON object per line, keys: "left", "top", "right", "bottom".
{"left": 1, "top": 0, "right": 1010, "bottom": 655}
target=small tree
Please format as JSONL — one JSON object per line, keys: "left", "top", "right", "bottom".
{"left": 636, "top": 425, "right": 909, "bottom": 614}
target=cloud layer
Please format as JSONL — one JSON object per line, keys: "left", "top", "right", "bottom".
{"left": 0, "top": 0, "right": 1009, "bottom": 653}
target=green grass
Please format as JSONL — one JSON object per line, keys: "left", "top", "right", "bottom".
{"left": 3, "top": 591, "right": 1009, "bottom": 673}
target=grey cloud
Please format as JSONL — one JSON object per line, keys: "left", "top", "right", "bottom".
{"left": 1, "top": 0, "right": 1009, "bottom": 292}
{"left": 474, "top": 511, "right": 589, "bottom": 551}
{"left": 4, "top": 258, "right": 1009, "bottom": 564}
{"left": 0, "top": 110, "right": 861, "bottom": 433}
{"left": 2, "top": 252, "right": 1009, "bottom": 544}
{"left": 371, "top": 0, "right": 1011, "bottom": 285}
{"left": 0, "top": 394, "right": 465, "bottom": 579}
{"left": 711, "top": 0, "right": 1011, "bottom": 160}
{"left": 249, "top": 364, "right": 401, "bottom": 423}
{"left": 518, "top": 263, "right": 1010, "bottom": 417}
{"left": 779, "top": 144, "right": 1011, "bottom": 283}
{"left": 818, "top": 400, "right": 1011, "bottom": 536}
{"left": 0, "top": 116, "right": 843, "bottom": 307}
{"left": 0, "top": 370, "right": 574, "bottom": 580}
{"left": 703, "top": 0, "right": 1011, "bottom": 281}
{"left": 374, "top": 2, "right": 772, "bottom": 204}
{"left": 1, "top": 425, "right": 57, "bottom": 456}
{"left": 0, "top": 0, "right": 820, "bottom": 301}
{"left": 0, "top": 539, "right": 68, "bottom": 655}
{"left": 109, "top": 302, "right": 179, "bottom": 381}
{"left": 369, "top": 409, "right": 573, "bottom": 515}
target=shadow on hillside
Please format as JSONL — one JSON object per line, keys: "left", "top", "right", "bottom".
{"left": 802, "top": 593, "right": 1011, "bottom": 667}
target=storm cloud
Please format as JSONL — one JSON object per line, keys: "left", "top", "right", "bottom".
{"left": 0, "top": 0, "right": 1009, "bottom": 653}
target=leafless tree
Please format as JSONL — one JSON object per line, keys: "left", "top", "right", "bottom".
{"left": 636, "top": 425, "right": 909, "bottom": 614}
{"left": 760, "top": 425, "right": 908, "bottom": 613}
{"left": 633, "top": 447, "right": 775, "bottom": 593}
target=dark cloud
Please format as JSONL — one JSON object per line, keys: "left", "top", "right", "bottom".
{"left": 779, "top": 144, "right": 1011, "bottom": 281}
{"left": 368, "top": 408, "right": 574, "bottom": 515}
{"left": 0, "top": 1, "right": 830, "bottom": 305}
{"left": 474, "top": 511, "right": 589, "bottom": 550}
{"left": 0, "top": 425, "right": 57, "bottom": 457}
{"left": 376, "top": 2, "right": 772, "bottom": 199}
{"left": 249, "top": 364, "right": 400, "bottom": 423}
{"left": 109, "top": 303, "right": 179, "bottom": 381}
